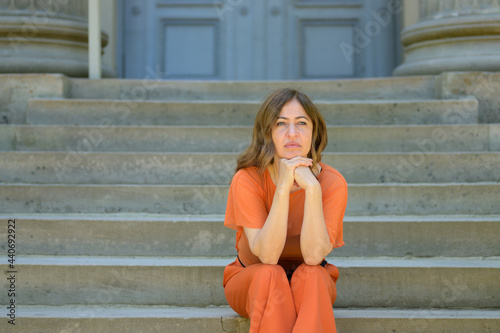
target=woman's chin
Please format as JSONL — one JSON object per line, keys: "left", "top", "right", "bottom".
{"left": 276, "top": 153, "right": 308, "bottom": 160}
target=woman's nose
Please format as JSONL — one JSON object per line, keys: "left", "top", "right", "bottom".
{"left": 287, "top": 124, "right": 298, "bottom": 137}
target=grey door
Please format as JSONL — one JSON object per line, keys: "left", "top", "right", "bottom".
{"left": 121, "top": 0, "right": 401, "bottom": 80}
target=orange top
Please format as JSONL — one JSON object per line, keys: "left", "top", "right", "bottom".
{"left": 224, "top": 162, "right": 348, "bottom": 267}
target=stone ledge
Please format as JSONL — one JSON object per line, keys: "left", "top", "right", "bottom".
{"left": 438, "top": 72, "right": 500, "bottom": 123}
{"left": 0, "top": 74, "right": 69, "bottom": 124}
{"left": 2, "top": 306, "right": 499, "bottom": 333}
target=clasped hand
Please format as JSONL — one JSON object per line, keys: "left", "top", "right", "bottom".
{"left": 275, "top": 156, "right": 319, "bottom": 192}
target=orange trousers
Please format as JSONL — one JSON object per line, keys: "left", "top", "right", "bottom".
{"left": 223, "top": 260, "right": 339, "bottom": 333}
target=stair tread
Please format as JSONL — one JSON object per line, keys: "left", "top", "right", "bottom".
{"left": 5, "top": 213, "right": 498, "bottom": 257}
{"left": 3, "top": 212, "right": 500, "bottom": 222}
{"left": 3, "top": 150, "right": 500, "bottom": 155}
{"left": 11, "top": 305, "right": 500, "bottom": 319}
{"left": 2, "top": 183, "right": 498, "bottom": 215}
{"left": 3, "top": 182, "right": 500, "bottom": 186}
{"left": 69, "top": 75, "right": 437, "bottom": 101}
{"left": 29, "top": 97, "right": 476, "bottom": 104}
{"left": 3, "top": 150, "right": 498, "bottom": 185}
{"left": 0, "top": 212, "right": 227, "bottom": 221}
{"left": 14, "top": 255, "right": 500, "bottom": 268}
{"left": 13, "top": 305, "right": 237, "bottom": 319}
{"left": 4, "top": 123, "right": 496, "bottom": 129}
{"left": 3, "top": 123, "right": 497, "bottom": 153}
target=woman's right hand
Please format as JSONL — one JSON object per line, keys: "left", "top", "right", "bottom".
{"left": 275, "top": 156, "right": 313, "bottom": 192}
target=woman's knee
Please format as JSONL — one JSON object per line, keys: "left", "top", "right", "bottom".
{"left": 252, "top": 263, "right": 288, "bottom": 282}
{"left": 291, "top": 263, "right": 330, "bottom": 286}
{"left": 295, "top": 263, "right": 327, "bottom": 274}
{"left": 291, "top": 263, "right": 337, "bottom": 302}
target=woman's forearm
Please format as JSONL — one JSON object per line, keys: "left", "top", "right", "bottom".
{"left": 300, "top": 184, "right": 333, "bottom": 265}
{"left": 248, "top": 187, "right": 289, "bottom": 264}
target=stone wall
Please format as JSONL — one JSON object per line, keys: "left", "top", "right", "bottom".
{"left": 395, "top": 0, "right": 500, "bottom": 75}
{"left": 0, "top": 0, "right": 113, "bottom": 77}
{"left": 0, "top": 74, "right": 69, "bottom": 124}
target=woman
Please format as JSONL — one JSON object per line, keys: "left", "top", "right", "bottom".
{"left": 223, "top": 88, "right": 348, "bottom": 333}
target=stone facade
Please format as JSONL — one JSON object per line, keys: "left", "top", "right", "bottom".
{"left": 0, "top": 1, "right": 498, "bottom": 78}
{"left": 0, "top": 0, "right": 113, "bottom": 77}
{"left": 395, "top": 0, "right": 500, "bottom": 75}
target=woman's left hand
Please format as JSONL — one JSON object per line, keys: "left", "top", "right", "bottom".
{"left": 294, "top": 166, "right": 320, "bottom": 190}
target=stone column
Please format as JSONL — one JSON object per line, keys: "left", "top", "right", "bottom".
{"left": 0, "top": 0, "right": 113, "bottom": 77}
{"left": 394, "top": 0, "right": 500, "bottom": 76}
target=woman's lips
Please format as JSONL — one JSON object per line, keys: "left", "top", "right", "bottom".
{"left": 285, "top": 142, "right": 301, "bottom": 148}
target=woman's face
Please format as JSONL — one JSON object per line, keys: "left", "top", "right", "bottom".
{"left": 271, "top": 98, "right": 313, "bottom": 161}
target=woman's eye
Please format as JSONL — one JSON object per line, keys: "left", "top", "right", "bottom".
{"left": 277, "top": 121, "right": 286, "bottom": 126}
{"left": 298, "top": 121, "right": 307, "bottom": 125}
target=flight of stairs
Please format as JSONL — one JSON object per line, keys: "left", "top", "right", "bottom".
{"left": 1, "top": 74, "right": 499, "bottom": 332}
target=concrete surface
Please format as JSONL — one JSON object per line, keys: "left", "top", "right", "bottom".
{"left": 2, "top": 151, "right": 500, "bottom": 184}
{"left": 1, "top": 213, "right": 499, "bottom": 257}
{"left": 1, "top": 256, "right": 499, "bottom": 308}
{"left": 1, "top": 182, "right": 500, "bottom": 215}
{"left": 69, "top": 76, "right": 437, "bottom": 101}
{"left": 1, "top": 124, "right": 500, "bottom": 153}
{"left": 26, "top": 97, "right": 478, "bottom": 126}
{"left": 3, "top": 306, "right": 499, "bottom": 333}
{"left": 0, "top": 74, "right": 498, "bottom": 332}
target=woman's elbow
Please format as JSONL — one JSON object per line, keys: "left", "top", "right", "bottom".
{"left": 259, "top": 257, "right": 279, "bottom": 265}
{"left": 303, "top": 255, "right": 324, "bottom": 266}
{"left": 251, "top": 247, "right": 280, "bottom": 265}
{"left": 302, "top": 245, "right": 333, "bottom": 266}
{"left": 257, "top": 252, "right": 280, "bottom": 265}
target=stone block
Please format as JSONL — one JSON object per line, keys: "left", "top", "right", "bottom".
{"left": 5, "top": 214, "right": 499, "bottom": 258}
{"left": 0, "top": 74, "right": 69, "bottom": 124}
{"left": 26, "top": 97, "right": 479, "bottom": 126}
{"left": 0, "top": 124, "right": 493, "bottom": 153}
{"left": 1, "top": 183, "right": 499, "bottom": 215}
{"left": 3, "top": 257, "right": 499, "bottom": 308}
{"left": 2, "top": 151, "right": 500, "bottom": 185}
{"left": 2, "top": 307, "right": 500, "bottom": 333}
{"left": 69, "top": 76, "right": 437, "bottom": 101}
{"left": 438, "top": 72, "right": 500, "bottom": 123}
{"left": 490, "top": 124, "right": 500, "bottom": 151}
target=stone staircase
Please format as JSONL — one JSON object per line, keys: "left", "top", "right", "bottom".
{"left": 1, "top": 74, "right": 500, "bottom": 332}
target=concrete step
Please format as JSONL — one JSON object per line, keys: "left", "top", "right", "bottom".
{"left": 69, "top": 76, "right": 437, "bottom": 101}
{"left": 5, "top": 213, "right": 499, "bottom": 257}
{"left": 4, "top": 256, "right": 499, "bottom": 308}
{"left": 3, "top": 306, "right": 499, "bottom": 333}
{"left": 26, "top": 97, "right": 479, "bottom": 126}
{"left": 1, "top": 124, "right": 499, "bottom": 153}
{"left": 1, "top": 183, "right": 499, "bottom": 215}
{"left": 2, "top": 151, "right": 499, "bottom": 185}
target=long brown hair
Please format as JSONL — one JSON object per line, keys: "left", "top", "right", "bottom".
{"left": 235, "top": 88, "right": 327, "bottom": 174}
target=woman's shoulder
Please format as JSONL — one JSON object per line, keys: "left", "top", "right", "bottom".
{"left": 231, "top": 166, "right": 266, "bottom": 190}
{"left": 318, "top": 162, "right": 347, "bottom": 189}
{"left": 233, "top": 166, "right": 261, "bottom": 180}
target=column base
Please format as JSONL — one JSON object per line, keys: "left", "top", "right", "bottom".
{"left": 0, "top": 12, "right": 112, "bottom": 77}
{"left": 394, "top": 13, "right": 500, "bottom": 76}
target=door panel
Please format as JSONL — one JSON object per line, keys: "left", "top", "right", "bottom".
{"left": 161, "top": 20, "right": 220, "bottom": 78}
{"left": 121, "top": 0, "right": 399, "bottom": 80}
{"left": 300, "top": 20, "right": 357, "bottom": 78}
